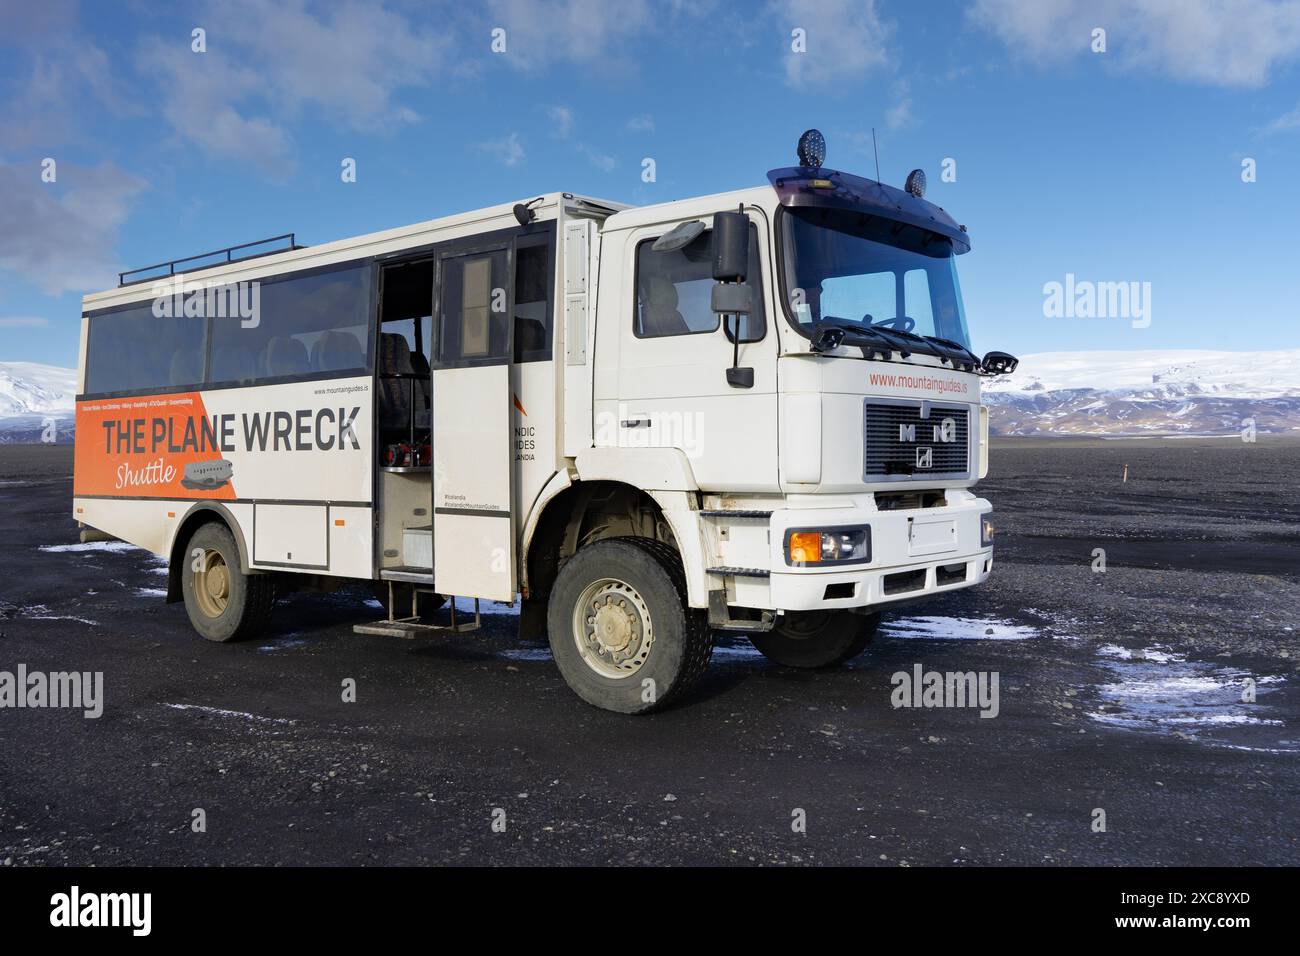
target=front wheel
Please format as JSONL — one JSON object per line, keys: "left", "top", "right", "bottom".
{"left": 748, "top": 610, "right": 879, "bottom": 668}
{"left": 181, "top": 522, "right": 277, "bottom": 642}
{"left": 547, "top": 537, "right": 712, "bottom": 714}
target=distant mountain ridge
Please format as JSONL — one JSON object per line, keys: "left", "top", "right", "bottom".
{"left": 982, "top": 349, "right": 1300, "bottom": 437}
{"left": 1, "top": 351, "right": 1297, "bottom": 443}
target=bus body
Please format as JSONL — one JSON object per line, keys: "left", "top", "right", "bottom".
{"left": 73, "top": 132, "right": 1015, "bottom": 713}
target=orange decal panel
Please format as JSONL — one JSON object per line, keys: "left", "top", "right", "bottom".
{"left": 74, "top": 392, "right": 236, "bottom": 500}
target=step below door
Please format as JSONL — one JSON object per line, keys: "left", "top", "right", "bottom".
{"left": 431, "top": 244, "right": 515, "bottom": 602}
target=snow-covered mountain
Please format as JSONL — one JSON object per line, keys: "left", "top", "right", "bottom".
{"left": 983, "top": 349, "right": 1300, "bottom": 437}
{"left": 0, "top": 351, "right": 1297, "bottom": 443}
{"left": 0, "top": 361, "right": 76, "bottom": 443}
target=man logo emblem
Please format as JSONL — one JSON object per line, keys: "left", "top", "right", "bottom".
{"left": 916, "top": 447, "right": 933, "bottom": 469}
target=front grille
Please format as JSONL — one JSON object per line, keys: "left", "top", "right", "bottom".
{"left": 864, "top": 400, "right": 970, "bottom": 479}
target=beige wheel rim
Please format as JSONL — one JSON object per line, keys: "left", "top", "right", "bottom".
{"left": 193, "top": 549, "right": 231, "bottom": 618}
{"left": 572, "top": 577, "right": 654, "bottom": 679}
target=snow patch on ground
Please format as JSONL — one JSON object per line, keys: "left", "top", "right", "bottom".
{"left": 882, "top": 616, "right": 1039, "bottom": 641}
{"left": 163, "top": 703, "right": 295, "bottom": 725}
{"left": 497, "top": 646, "right": 552, "bottom": 662}
{"left": 39, "top": 540, "right": 140, "bottom": 554}
{"left": 18, "top": 603, "right": 98, "bottom": 625}
{"left": 1086, "top": 645, "right": 1292, "bottom": 751}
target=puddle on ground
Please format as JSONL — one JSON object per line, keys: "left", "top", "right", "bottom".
{"left": 1087, "top": 644, "right": 1296, "bottom": 753}
{"left": 881, "top": 616, "right": 1039, "bottom": 642}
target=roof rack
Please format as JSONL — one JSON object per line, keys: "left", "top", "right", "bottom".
{"left": 118, "top": 233, "right": 303, "bottom": 287}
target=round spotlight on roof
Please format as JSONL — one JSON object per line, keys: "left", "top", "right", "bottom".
{"left": 797, "top": 129, "right": 826, "bottom": 168}
{"left": 904, "top": 168, "right": 926, "bottom": 198}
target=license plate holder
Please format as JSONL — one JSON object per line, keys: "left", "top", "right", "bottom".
{"left": 908, "top": 517, "right": 958, "bottom": 556}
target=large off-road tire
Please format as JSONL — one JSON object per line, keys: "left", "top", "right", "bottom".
{"left": 181, "top": 522, "right": 277, "bottom": 643}
{"left": 749, "top": 610, "right": 879, "bottom": 669}
{"left": 371, "top": 581, "right": 446, "bottom": 621}
{"left": 547, "top": 537, "right": 712, "bottom": 714}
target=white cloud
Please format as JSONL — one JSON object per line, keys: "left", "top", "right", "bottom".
{"left": 548, "top": 105, "right": 576, "bottom": 138}
{"left": 0, "top": 317, "right": 50, "bottom": 328}
{"left": 0, "top": 161, "right": 148, "bottom": 295}
{"left": 626, "top": 113, "right": 655, "bottom": 132}
{"left": 970, "top": 0, "right": 1300, "bottom": 88}
{"left": 885, "top": 82, "right": 913, "bottom": 130}
{"left": 142, "top": 0, "right": 451, "bottom": 175}
{"left": 579, "top": 144, "right": 616, "bottom": 171}
{"left": 1266, "top": 101, "right": 1300, "bottom": 131}
{"left": 485, "top": 0, "right": 652, "bottom": 69}
{"left": 479, "top": 132, "right": 525, "bottom": 167}
{"left": 772, "top": 0, "right": 892, "bottom": 87}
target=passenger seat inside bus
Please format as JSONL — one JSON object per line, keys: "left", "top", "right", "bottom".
{"left": 263, "top": 336, "right": 311, "bottom": 377}
{"left": 311, "top": 330, "right": 365, "bottom": 372}
{"left": 378, "top": 332, "right": 429, "bottom": 437}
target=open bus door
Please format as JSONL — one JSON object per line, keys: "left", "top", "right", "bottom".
{"left": 430, "top": 242, "right": 516, "bottom": 603}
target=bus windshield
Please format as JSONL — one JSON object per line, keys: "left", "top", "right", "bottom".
{"left": 779, "top": 205, "right": 971, "bottom": 349}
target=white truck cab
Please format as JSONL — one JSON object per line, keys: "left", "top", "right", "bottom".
{"left": 73, "top": 129, "right": 1017, "bottom": 714}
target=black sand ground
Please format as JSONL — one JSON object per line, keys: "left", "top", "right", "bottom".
{"left": 1, "top": 439, "right": 1296, "bottom": 865}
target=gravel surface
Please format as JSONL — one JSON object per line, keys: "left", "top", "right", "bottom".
{"left": 1, "top": 440, "right": 1296, "bottom": 866}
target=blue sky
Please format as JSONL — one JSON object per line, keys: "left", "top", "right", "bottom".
{"left": 2, "top": 0, "right": 1299, "bottom": 368}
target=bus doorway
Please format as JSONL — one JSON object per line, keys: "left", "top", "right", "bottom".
{"left": 371, "top": 257, "right": 444, "bottom": 622}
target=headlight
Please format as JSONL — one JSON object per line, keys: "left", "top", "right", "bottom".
{"left": 981, "top": 515, "right": 995, "bottom": 548}
{"left": 784, "top": 526, "right": 871, "bottom": 567}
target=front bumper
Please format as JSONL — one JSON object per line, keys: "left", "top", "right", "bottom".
{"left": 763, "top": 494, "right": 992, "bottom": 612}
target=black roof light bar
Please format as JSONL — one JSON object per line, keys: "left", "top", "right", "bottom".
{"left": 118, "top": 233, "right": 304, "bottom": 287}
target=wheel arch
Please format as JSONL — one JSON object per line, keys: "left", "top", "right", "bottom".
{"left": 165, "top": 502, "right": 256, "bottom": 604}
{"left": 518, "top": 478, "right": 707, "bottom": 634}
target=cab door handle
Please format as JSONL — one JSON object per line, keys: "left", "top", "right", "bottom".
{"left": 620, "top": 418, "right": 651, "bottom": 428}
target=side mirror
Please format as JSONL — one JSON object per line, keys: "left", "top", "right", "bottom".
{"left": 980, "top": 350, "right": 1019, "bottom": 375}
{"left": 710, "top": 282, "right": 753, "bottom": 315}
{"left": 712, "top": 210, "right": 749, "bottom": 282}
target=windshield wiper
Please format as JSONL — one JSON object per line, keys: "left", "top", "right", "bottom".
{"left": 921, "top": 334, "right": 980, "bottom": 371}
{"left": 869, "top": 325, "right": 978, "bottom": 371}
{"left": 812, "top": 321, "right": 979, "bottom": 371}
{"left": 810, "top": 321, "right": 900, "bottom": 359}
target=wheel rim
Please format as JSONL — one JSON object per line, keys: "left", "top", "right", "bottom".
{"left": 571, "top": 577, "right": 654, "bottom": 679}
{"left": 193, "top": 549, "right": 231, "bottom": 618}
{"left": 776, "top": 610, "right": 832, "bottom": 641}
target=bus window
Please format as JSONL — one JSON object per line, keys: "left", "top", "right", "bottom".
{"left": 85, "top": 304, "right": 206, "bottom": 394}
{"left": 378, "top": 259, "right": 433, "bottom": 366}
{"left": 513, "top": 238, "right": 552, "bottom": 363}
{"left": 435, "top": 249, "right": 511, "bottom": 367}
{"left": 209, "top": 262, "right": 372, "bottom": 385}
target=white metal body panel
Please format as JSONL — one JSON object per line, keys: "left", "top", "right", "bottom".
{"left": 432, "top": 364, "right": 514, "bottom": 601}
{"left": 596, "top": 205, "right": 780, "bottom": 494}
{"left": 254, "top": 503, "right": 328, "bottom": 568}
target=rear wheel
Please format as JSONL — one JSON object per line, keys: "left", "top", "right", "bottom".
{"left": 749, "top": 610, "right": 879, "bottom": 668}
{"left": 181, "top": 522, "right": 276, "bottom": 642}
{"left": 547, "top": 537, "right": 712, "bottom": 714}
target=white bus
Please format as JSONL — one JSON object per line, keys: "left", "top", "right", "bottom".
{"left": 73, "top": 130, "right": 1017, "bottom": 713}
